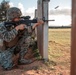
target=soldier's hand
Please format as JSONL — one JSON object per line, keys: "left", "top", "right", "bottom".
{"left": 37, "top": 20, "right": 44, "bottom": 25}
{"left": 32, "top": 20, "right": 44, "bottom": 29}
{"left": 15, "top": 24, "right": 25, "bottom": 31}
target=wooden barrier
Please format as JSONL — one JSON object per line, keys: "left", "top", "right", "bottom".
{"left": 71, "top": 0, "right": 76, "bottom": 75}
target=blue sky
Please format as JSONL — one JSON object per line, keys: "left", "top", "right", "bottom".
{"left": 0, "top": 0, "right": 71, "bottom": 26}
{"left": 8, "top": 0, "right": 37, "bottom": 10}
{"left": 0, "top": 0, "right": 71, "bottom": 9}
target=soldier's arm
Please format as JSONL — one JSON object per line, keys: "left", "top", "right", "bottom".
{"left": 32, "top": 20, "right": 44, "bottom": 29}
{"left": 0, "top": 23, "right": 18, "bottom": 42}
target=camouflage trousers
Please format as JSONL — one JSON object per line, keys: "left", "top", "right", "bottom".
{"left": 0, "top": 35, "right": 35, "bottom": 70}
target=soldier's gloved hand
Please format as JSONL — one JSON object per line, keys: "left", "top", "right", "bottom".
{"left": 15, "top": 24, "right": 26, "bottom": 31}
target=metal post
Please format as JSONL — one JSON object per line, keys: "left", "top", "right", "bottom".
{"left": 37, "top": 0, "right": 50, "bottom": 60}
{"left": 37, "top": 0, "right": 43, "bottom": 58}
{"left": 43, "top": 0, "right": 50, "bottom": 60}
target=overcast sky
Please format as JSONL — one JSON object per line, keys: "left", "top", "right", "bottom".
{"left": 0, "top": 0, "right": 71, "bottom": 26}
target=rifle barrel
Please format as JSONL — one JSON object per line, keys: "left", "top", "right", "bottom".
{"left": 44, "top": 19, "right": 55, "bottom": 21}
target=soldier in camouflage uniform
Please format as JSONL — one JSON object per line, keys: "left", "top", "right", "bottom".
{"left": 0, "top": 7, "right": 44, "bottom": 70}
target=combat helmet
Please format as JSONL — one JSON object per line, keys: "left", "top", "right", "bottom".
{"left": 7, "top": 7, "right": 22, "bottom": 21}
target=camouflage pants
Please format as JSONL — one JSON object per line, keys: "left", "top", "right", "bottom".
{"left": 0, "top": 35, "right": 35, "bottom": 70}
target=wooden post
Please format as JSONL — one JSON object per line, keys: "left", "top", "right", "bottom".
{"left": 71, "top": 0, "right": 76, "bottom": 75}
{"left": 37, "top": 0, "right": 50, "bottom": 60}
{"left": 35, "top": 9, "right": 38, "bottom": 18}
{"left": 34, "top": 9, "right": 38, "bottom": 39}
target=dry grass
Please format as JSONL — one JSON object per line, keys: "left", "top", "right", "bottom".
{"left": 48, "top": 28, "right": 71, "bottom": 75}
{"left": 48, "top": 28, "right": 71, "bottom": 45}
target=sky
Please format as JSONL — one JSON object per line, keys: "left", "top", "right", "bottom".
{"left": 0, "top": 0, "right": 71, "bottom": 26}
{"left": 49, "top": 0, "right": 71, "bottom": 26}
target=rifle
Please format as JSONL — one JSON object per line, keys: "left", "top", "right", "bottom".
{"left": 4, "top": 16, "right": 55, "bottom": 30}
{"left": 4, "top": 16, "right": 38, "bottom": 30}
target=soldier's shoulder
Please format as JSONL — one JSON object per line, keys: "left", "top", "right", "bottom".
{"left": 0, "top": 22, "right": 5, "bottom": 31}
{"left": 0, "top": 22, "right": 4, "bottom": 26}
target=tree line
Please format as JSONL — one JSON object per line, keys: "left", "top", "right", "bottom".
{"left": 0, "top": 0, "right": 10, "bottom": 22}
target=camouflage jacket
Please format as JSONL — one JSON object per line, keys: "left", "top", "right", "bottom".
{"left": 0, "top": 22, "right": 35, "bottom": 51}
{"left": 0, "top": 22, "right": 18, "bottom": 51}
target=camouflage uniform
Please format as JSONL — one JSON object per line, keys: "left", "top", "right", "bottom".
{"left": 0, "top": 7, "right": 36, "bottom": 70}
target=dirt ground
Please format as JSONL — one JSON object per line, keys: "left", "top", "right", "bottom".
{"left": 0, "top": 29, "right": 70, "bottom": 75}
{"left": 0, "top": 42, "right": 70, "bottom": 75}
